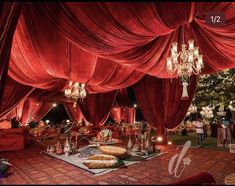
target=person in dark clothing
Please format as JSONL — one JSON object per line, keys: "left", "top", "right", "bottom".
{"left": 11, "top": 117, "right": 21, "bottom": 128}
{"left": 29, "top": 117, "right": 37, "bottom": 128}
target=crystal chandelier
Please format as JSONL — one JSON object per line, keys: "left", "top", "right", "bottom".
{"left": 166, "top": 38, "right": 204, "bottom": 100}
{"left": 200, "top": 106, "right": 214, "bottom": 119}
{"left": 188, "top": 104, "right": 197, "bottom": 113}
{"left": 64, "top": 81, "right": 87, "bottom": 107}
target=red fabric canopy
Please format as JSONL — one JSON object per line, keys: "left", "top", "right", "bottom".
{"left": 0, "top": 3, "right": 21, "bottom": 101}
{"left": 0, "top": 2, "right": 234, "bottom": 132}
{"left": 9, "top": 5, "right": 144, "bottom": 93}
{"left": 30, "top": 2, "right": 235, "bottom": 78}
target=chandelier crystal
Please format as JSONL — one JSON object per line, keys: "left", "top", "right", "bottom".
{"left": 167, "top": 39, "right": 204, "bottom": 78}
{"left": 200, "top": 106, "right": 214, "bottom": 119}
{"left": 166, "top": 39, "right": 204, "bottom": 100}
{"left": 188, "top": 104, "right": 197, "bottom": 113}
{"left": 64, "top": 81, "right": 87, "bottom": 107}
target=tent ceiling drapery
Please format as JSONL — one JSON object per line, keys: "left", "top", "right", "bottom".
{"left": 0, "top": 2, "right": 235, "bottom": 131}
{"left": 8, "top": 2, "right": 235, "bottom": 92}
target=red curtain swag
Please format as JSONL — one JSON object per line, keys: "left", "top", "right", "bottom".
{"left": 0, "top": 3, "right": 22, "bottom": 102}
{"left": 78, "top": 91, "right": 117, "bottom": 126}
{"left": 64, "top": 102, "right": 85, "bottom": 123}
{"left": 29, "top": 2, "right": 235, "bottom": 78}
{"left": 0, "top": 76, "right": 34, "bottom": 119}
{"left": 110, "top": 107, "right": 136, "bottom": 124}
{"left": 133, "top": 75, "right": 198, "bottom": 142}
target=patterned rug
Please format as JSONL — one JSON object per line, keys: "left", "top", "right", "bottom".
{"left": 41, "top": 145, "right": 167, "bottom": 176}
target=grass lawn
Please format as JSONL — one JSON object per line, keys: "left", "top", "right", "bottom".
{"left": 167, "top": 132, "right": 235, "bottom": 152}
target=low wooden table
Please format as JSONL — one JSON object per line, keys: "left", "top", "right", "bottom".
{"left": 225, "top": 173, "right": 235, "bottom": 185}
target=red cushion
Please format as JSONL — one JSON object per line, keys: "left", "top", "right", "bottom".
{"left": 0, "top": 134, "right": 24, "bottom": 152}
{"left": 0, "top": 128, "right": 24, "bottom": 134}
{"left": 170, "top": 172, "right": 216, "bottom": 185}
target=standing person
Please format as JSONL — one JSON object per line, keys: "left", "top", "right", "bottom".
{"left": 194, "top": 118, "right": 204, "bottom": 146}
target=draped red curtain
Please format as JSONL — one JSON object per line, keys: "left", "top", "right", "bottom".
{"left": 110, "top": 107, "right": 122, "bottom": 124}
{"left": 114, "top": 88, "right": 131, "bottom": 107}
{"left": 8, "top": 5, "right": 144, "bottom": 94}
{"left": 20, "top": 99, "right": 53, "bottom": 125}
{"left": 78, "top": 91, "right": 117, "bottom": 126}
{"left": 0, "top": 3, "right": 22, "bottom": 101}
{"left": 0, "top": 76, "right": 34, "bottom": 119}
{"left": 133, "top": 75, "right": 198, "bottom": 141}
{"left": 64, "top": 102, "right": 84, "bottom": 123}
{"left": 110, "top": 107, "right": 136, "bottom": 124}
{"left": 33, "top": 102, "right": 53, "bottom": 123}
{"left": 2, "top": 98, "right": 53, "bottom": 125}
{"left": 31, "top": 2, "right": 235, "bottom": 77}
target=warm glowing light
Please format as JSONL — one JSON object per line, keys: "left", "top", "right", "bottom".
{"left": 66, "top": 119, "right": 70, "bottom": 123}
{"left": 53, "top": 103, "right": 57, "bottom": 107}
{"left": 45, "top": 120, "right": 50, "bottom": 124}
{"left": 157, "top": 137, "right": 163, "bottom": 142}
{"left": 36, "top": 103, "right": 39, "bottom": 106}
{"left": 168, "top": 141, "right": 172, "bottom": 145}
{"left": 133, "top": 104, "right": 137, "bottom": 108}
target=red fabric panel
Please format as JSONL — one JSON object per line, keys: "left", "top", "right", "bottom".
{"left": 30, "top": 2, "right": 235, "bottom": 77}
{"left": 78, "top": 91, "right": 117, "bottom": 126}
{"left": 110, "top": 107, "right": 122, "bottom": 124}
{"left": 133, "top": 75, "right": 198, "bottom": 130}
{"left": 21, "top": 99, "right": 53, "bottom": 125}
{"left": 9, "top": 5, "right": 144, "bottom": 93}
{"left": 0, "top": 3, "right": 22, "bottom": 101}
{"left": 64, "top": 103, "right": 84, "bottom": 122}
{"left": 110, "top": 107, "right": 136, "bottom": 124}
{"left": 0, "top": 76, "right": 34, "bottom": 119}
{"left": 115, "top": 88, "right": 131, "bottom": 107}
{"left": 171, "top": 172, "right": 216, "bottom": 185}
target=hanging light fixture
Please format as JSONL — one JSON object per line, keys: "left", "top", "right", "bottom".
{"left": 188, "top": 104, "right": 197, "bottom": 113}
{"left": 64, "top": 81, "right": 87, "bottom": 107}
{"left": 166, "top": 27, "right": 204, "bottom": 100}
{"left": 200, "top": 106, "right": 214, "bottom": 119}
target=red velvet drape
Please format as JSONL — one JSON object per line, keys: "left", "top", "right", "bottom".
{"left": 0, "top": 3, "right": 22, "bottom": 101}
{"left": 3, "top": 98, "right": 53, "bottom": 125}
{"left": 133, "top": 75, "right": 198, "bottom": 140}
{"left": 64, "top": 102, "right": 84, "bottom": 123}
{"left": 20, "top": 99, "right": 53, "bottom": 125}
{"left": 78, "top": 91, "right": 117, "bottom": 126}
{"left": 9, "top": 5, "right": 144, "bottom": 93}
{"left": 114, "top": 88, "right": 131, "bottom": 107}
{"left": 0, "top": 76, "right": 34, "bottom": 119}
{"left": 32, "top": 2, "right": 235, "bottom": 77}
{"left": 110, "top": 107, "right": 136, "bottom": 124}
{"left": 110, "top": 107, "right": 122, "bottom": 124}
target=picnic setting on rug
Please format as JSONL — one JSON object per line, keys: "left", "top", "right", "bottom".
{"left": 41, "top": 127, "right": 167, "bottom": 175}
{"left": 42, "top": 143, "right": 166, "bottom": 175}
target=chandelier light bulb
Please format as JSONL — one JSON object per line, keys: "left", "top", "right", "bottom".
{"left": 64, "top": 80, "right": 87, "bottom": 104}
{"left": 188, "top": 39, "right": 194, "bottom": 50}
{"left": 69, "top": 81, "right": 73, "bottom": 87}
{"left": 172, "top": 42, "right": 178, "bottom": 52}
